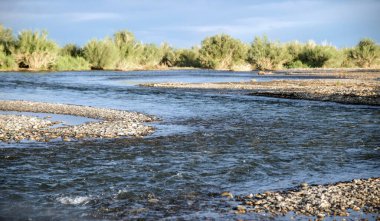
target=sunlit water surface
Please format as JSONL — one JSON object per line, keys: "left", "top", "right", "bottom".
{"left": 0, "top": 70, "right": 379, "bottom": 220}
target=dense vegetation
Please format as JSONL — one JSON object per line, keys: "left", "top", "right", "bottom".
{"left": 0, "top": 24, "right": 379, "bottom": 71}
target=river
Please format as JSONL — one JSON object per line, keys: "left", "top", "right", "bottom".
{"left": 0, "top": 70, "right": 379, "bottom": 220}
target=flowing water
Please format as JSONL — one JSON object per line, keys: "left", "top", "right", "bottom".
{"left": 0, "top": 70, "right": 379, "bottom": 220}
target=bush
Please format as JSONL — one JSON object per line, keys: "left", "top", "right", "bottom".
{"left": 112, "top": 30, "right": 165, "bottom": 70}
{"left": 0, "top": 25, "right": 15, "bottom": 55}
{"left": 247, "top": 36, "right": 290, "bottom": 70}
{"left": 113, "top": 30, "right": 139, "bottom": 69}
{"left": 138, "top": 44, "right": 163, "bottom": 68}
{"left": 348, "top": 38, "right": 379, "bottom": 68}
{"left": 160, "top": 43, "right": 178, "bottom": 67}
{"left": 297, "top": 41, "right": 336, "bottom": 68}
{"left": 0, "top": 45, "right": 17, "bottom": 70}
{"left": 83, "top": 38, "right": 119, "bottom": 70}
{"left": 176, "top": 47, "right": 201, "bottom": 67}
{"left": 199, "top": 34, "right": 246, "bottom": 70}
{"left": 1, "top": 23, "right": 379, "bottom": 71}
{"left": 60, "top": 44, "right": 84, "bottom": 57}
{"left": 14, "top": 30, "right": 58, "bottom": 70}
{"left": 54, "top": 56, "right": 90, "bottom": 71}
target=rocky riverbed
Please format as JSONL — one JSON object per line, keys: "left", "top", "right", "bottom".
{"left": 226, "top": 177, "right": 380, "bottom": 218}
{"left": 141, "top": 77, "right": 380, "bottom": 105}
{"left": 0, "top": 100, "right": 156, "bottom": 142}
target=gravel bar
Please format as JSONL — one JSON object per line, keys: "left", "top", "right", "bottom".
{"left": 225, "top": 177, "right": 380, "bottom": 218}
{"left": 0, "top": 100, "right": 157, "bottom": 142}
{"left": 141, "top": 79, "right": 380, "bottom": 105}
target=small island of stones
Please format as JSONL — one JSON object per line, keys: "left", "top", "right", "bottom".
{"left": 0, "top": 100, "right": 156, "bottom": 142}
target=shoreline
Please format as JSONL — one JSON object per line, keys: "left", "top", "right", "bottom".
{"left": 0, "top": 100, "right": 157, "bottom": 142}
{"left": 1, "top": 67, "right": 380, "bottom": 73}
{"left": 227, "top": 177, "right": 380, "bottom": 218}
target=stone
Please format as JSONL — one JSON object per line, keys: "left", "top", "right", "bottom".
{"left": 221, "top": 191, "right": 234, "bottom": 199}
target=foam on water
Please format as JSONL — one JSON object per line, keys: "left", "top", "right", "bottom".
{"left": 57, "top": 196, "right": 92, "bottom": 205}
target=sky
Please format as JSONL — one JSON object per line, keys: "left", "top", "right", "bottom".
{"left": 0, "top": 0, "right": 379, "bottom": 48}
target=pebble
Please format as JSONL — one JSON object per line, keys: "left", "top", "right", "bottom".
{"left": 235, "top": 205, "right": 246, "bottom": 214}
{"left": 221, "top": 191, "right": 234, "bottom": 199}
{"left": 147, "top": 198, "right": 159, "bottom": 204}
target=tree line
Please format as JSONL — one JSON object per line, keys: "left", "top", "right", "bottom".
{"left": 0, "top": 24, "right": 379, "bottom": 71}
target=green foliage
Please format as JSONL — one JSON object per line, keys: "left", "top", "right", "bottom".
{"left": 284, "top": 41, "right": 307, "bottom": 68}
{"left": 247, "top": 36, "right": 290, "bottom": 70}
{"left": 176, "top": 47, "right": 201, "bottom": 67}
{"left": 14, "top": 30, "right": 58, "bottom": 70}
{"left": 60, "top": 44, "right": 83, "bottom": 57}
{"left": 199, "top": 34, "right": 246, "bottom": 70}
{"left": 138, "top": 43, "right": 163, "bottom": 67}
{"left": 113, "top": 30, "right": 138, "bottom": 69}
{"left": 284, "top": 41, "right": 343, "bottom": 68}
{"left": 83, "top": 38, "right": 119, "bottom": 70}
{"left": 54, "top": 55, "right": 90, "bottom": 71}
{"left": 297, "top": 41, "right": 336, "bottom": 68}
{"left": 112, "top": 30, "right": 165, "bottom": 69}
{"left": 0, "top": 23, "right": 379, "bottom": 71}
{"left": 348, "top": 38, "right": 379, "bottom": 68}
{"left": 0, "top": 25, "right": 15, "bottom": 55}
{"left": 160, "top": 43, "right": 178, "bottom": 67}
{"left": 0, "top": 45, "right": 17, "bottom": 70}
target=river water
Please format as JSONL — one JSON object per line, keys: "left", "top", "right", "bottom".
{"left": 0, "top": 70, "right": 379, "bottom": 220}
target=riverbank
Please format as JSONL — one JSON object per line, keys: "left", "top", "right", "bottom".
{"left": 0, "top": 66, "right": 201, "bottom": 73}
{"left": 1, "top": 67, "right": 379, "bottom": 74}
{"left": 141, "top": 71, "right": 380, "bottom": 105}
{"left": 228, "top": 177, "right": 379, "bottom": 218}
{"left": 0, "top": 100, "right": 156, "bottom": 142}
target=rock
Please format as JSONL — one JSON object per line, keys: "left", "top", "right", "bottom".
{"left": 236, "top": 205, "right": 246, "bottom": 214}
{"left": 246, "top": 193, "right": 254, "bottom": 198}
{"left": 221, "top": 191, "right": 234, "bottom": 199}
{"left": 317, "top": 213, "right": 325, "bottom": 219}
{"left": 147, "top": 198, "right": 159, "bottom": 203}
{"left": 300, "top": 182, "right": 309, "bottom": 189}
{"left": 352, "top": 205, "right": 360, "bottom": 211}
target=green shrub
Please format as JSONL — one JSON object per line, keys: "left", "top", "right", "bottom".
{"left": 199, "top": 34, "right": 246, "bottom": 70}
{"left": 138, "top": 43, "right": 163, "bottom": 68}
{"left": 284, "top": 41, "right": 307, "bottom": 68}
{"left": 176, "top": 47, "right": 201, "bottom": 67}
{"left": 83, "top": 38, "right": 119, "bottom": 70}
{"left": 113, "top": 30, "right": 138, "bottom": 69}
{"left": 247, "top": 36, "right": 290, "bottom": 70}
{"left": 160, "top": 43, "right": 178, "bottom": 67}
{"left": 0, "top": 25, "right": 15, "bottom": 55}
{"left": 297, "top": 41, "right": 336, "bottom": 68}
{"left": 348, "top": 38, "right": 379, "bottom": 68}
{"left": 60, "top": 44, "right": 83, "bottom": 57}
{"left": 284, "top": 60, "right": 308, "bottom": 69}
{"left": 54, "top": 55, "right": 90, "bottom": 71}
{"left": 14, "top": 30, "right": 58, "bottom": 70}
{"left": 0, "top": 45, "right": 17, "bottom": 70}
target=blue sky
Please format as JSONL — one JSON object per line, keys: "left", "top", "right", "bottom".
{"left": 1, "top": 0, "right": 379, "bottom": 48}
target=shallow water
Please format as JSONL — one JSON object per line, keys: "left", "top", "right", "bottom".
{"left": 0, "top": 111, "right": 99, "bottom": 129}
{"left": 0, "top": 70, "right": 379, "bottom": 220}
